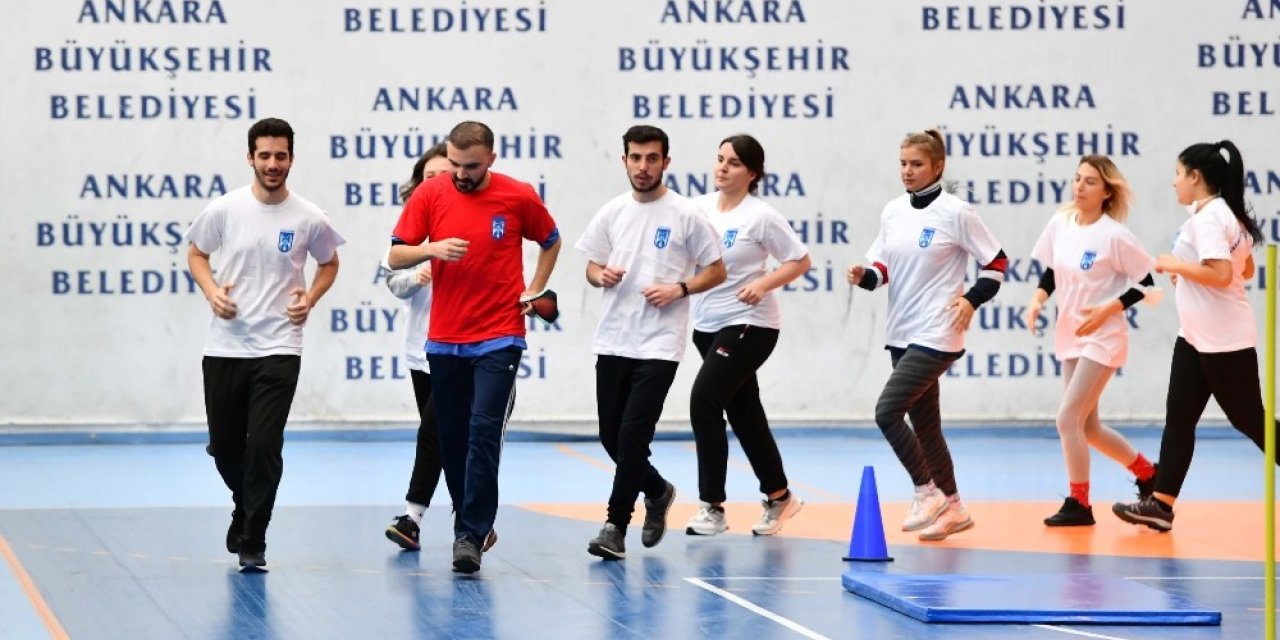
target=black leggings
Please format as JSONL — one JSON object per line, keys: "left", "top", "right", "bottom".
{"left": 405, "top": 369, "right": 442, "bottom": 506}
{"left": 875, "top": 347, "right": 962, "bottom": 496}
{"left": 689, "top": 326, "right": 786, "bottom": 503}
{"left": 1155, "top": 337, "right": 1276, "bottom": 498}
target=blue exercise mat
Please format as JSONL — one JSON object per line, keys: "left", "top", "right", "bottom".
{"left": 842, "top": 572, "right": 1221, "bottom": 625}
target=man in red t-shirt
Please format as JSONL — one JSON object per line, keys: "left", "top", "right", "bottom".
{"left": 389, "top": 121, "right": 561, "bottom": 573}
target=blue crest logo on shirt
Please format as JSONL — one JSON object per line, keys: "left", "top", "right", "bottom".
{"left": 491, "top": 215, "right": 506, "bottom": 240}
{"left": 654, "top": 226, "right": 671, "bottom": 249}
{"left": 918, "top": 227, "right": 936, "bottom": 248}
{"left": 277, "top": 230, "right": 295, "bottom": 253}
{"left": 723, "top": 228, "right": 739, "bottom": 249}
{"left": 1080, "top": 250, "right": 1097, "bottom": 270}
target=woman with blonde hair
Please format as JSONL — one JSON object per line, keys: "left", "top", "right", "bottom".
{"left": 846, "top": 129, "right": 1007, "bottom": 541}
{"left": 1026, "top": 155, "right": 1161, "bottom": 526}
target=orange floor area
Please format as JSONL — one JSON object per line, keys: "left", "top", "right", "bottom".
{"left": 523, "top": 500, "right": 1278, "bottom": 563}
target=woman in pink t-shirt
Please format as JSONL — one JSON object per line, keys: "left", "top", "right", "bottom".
{"left": 1026, "top": 156, "right": 1160, "bottom": 527}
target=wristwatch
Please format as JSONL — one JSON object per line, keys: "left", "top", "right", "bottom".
{"left": 678, "top": 282, "right": 689, "bottom": 298}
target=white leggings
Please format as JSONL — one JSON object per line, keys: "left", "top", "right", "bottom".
{"left": 1057, "top": 357, "right": 1140, "bottom": 484}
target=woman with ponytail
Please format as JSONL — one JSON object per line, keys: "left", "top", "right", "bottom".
{"left": 684, "top": 134, "right": 811, "bottom": 537}
{"left": 1113, "top": 140, "right": 1271, "bottom": 532}
{"left": 846, "top": 129, "right": 1008, "bottom": 541}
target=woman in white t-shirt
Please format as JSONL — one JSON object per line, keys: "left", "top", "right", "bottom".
{"left": 684, "top": 134, "right": 811, "bottom": 537}
{"left": 846, "top": 129, "right": 1008, "bottom": 541}
{"left": 1026, "top": 156, "right": 1161, "bottom": 527}
{"left": 1114, "top": 140, "right": 1270, "bottom": 532}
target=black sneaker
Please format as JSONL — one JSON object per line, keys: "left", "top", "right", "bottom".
{"left": 452, "top": 537, "right": 481, "bottom": 573}
{"left": 1135, "top": 463, "right": 1158, "bottom": 499}
{"left": 386, "top": 515, "right": 421, "bottom": 551}
{"left": 1112, "top": 496, "right": 1174, "bottom": 532}
{"left": 587, "top": 523, "right": 626, "bottom": 560}
{"left": 226, "top": 509, "right": 244, "bottom": 554}
{"left": 237, "top": 550, "right": 268, "bottom": 573}
{"left": 641, "top": 481, "right": 676, "bottom": 548}
{"left": 1043, "top": 497, "right": 1095, "bottom": 527}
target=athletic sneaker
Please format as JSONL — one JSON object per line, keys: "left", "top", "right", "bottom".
{"left": 385, "top": 515, "right": 421, "bottom": 551}
{"left": 918, "top": 502, "right": 974, "bottom": 541}
{"left": 1043, "top": 497, "right": 1095, "bottom": 527}
{"left": 1112, "top": 496, "right": 1174, "bottom": 532}
{"left": 641, "top": 481, "right": 676, "bottom": 548}
{"left": 752, "top": 493, "right": 804, "bottom": 535}
{"left": 587, "top": 523, "right": 626, "bottom": 560}
{"left": 685, "top": 504, "right": 729, "bottom": 536}
{"left": 482, "top": 529, "right": 498, "bottom": 553}
{"left": 902, "top": 487, "right": 948, "bottom": 531}
{"left": 226, "top": 509, "right": 244, "bottom": 554}
{"left": 1135, "top": 463, "right": 1159, "bottom": 500}
{"left": 237, "top": 550, "right": 267, "bottom": 573}
{"left": 452, "top": 537, "right": 482, "bottom": 573}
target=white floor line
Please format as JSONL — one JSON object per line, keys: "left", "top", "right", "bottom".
{"left": 1031, "top": 624, "right": 1133, "bottom": 640}
{"left": 684, "top": 577, "right": 833, "bottom": 640}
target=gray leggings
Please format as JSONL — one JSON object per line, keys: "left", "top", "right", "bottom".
{"left": 874, "top": 346, "right": 962, "bottom": 496}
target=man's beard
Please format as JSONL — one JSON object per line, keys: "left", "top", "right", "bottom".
{"left": 452, "top": 170, "right": 487, "bottom": 193}
{"left": 255, "top": 167, "right": 288, "bottom": 192}
{"left": 629, "top": 171, "right": 663, "bottom": 193}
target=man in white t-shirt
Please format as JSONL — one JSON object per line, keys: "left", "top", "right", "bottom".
{"left": 575, "top": 125, "right": 726, "bottom": 560}
{"left": 186, "top": 118, "right": 345, "bottom": 572}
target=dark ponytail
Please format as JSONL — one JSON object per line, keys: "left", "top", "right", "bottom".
{"left": 1179, "top": 140, "right": 1262, "bottom": 243}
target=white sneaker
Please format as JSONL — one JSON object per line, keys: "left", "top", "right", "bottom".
{"left": 685, "top": 503, "right": 728, "bottom": 536}
{"left": 902, "top": 487, "right": 948, "bottom": 531}
{"left": 752, "top": 493, "right": 804, "bottom": 536}
{"left": 918, "top": 502, "right": 974, "bottom": 541}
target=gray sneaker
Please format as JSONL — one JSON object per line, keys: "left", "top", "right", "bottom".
{"left": 1112, "top": 496, "right": 1174, "bottom": 532}
{"left": 641, "top": 481, "right": 676, "bottom": 548}
{"left": 685, "top": 503, "right": 728, "bottom": 536}
{"left": 452, "top": 537, "right": 482, "bottom": 573}
{"left": 588, "top": 523, "right": 626, "bottom": 560}
{"left": 237, "top": 550, "right": 267, "bottom": 573}
{"left": 752, "top": 492, "right": 804, "bottom": 536}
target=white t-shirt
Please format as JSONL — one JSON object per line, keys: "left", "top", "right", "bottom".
{"left": 690, "top": 193, "right": 809, "bottom": 332}
{"left": 186, "top": 185, "right": 345, "bottom": 357}
{"left": 1030, "top": 212, "right": 1153, "bottom": 367}
{"left": 1172, "top": 197, "right": 1256, "bottom": 352}
{"left": 381, "top": 249, "right": 431, "bottom": 372}
{"left": 575, "top": 189, "right": 723, "bottom": 361}
{"left": 865, "top": 191, "right": 1002, "bottom": 353}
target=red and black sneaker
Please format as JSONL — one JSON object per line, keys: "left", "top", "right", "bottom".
{"left": 385, "top": 515, "right": 421, "bottom": 551}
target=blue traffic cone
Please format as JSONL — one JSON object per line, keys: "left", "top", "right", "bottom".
{"left": 843, "top": 465, "right": 893, "bottom": 562}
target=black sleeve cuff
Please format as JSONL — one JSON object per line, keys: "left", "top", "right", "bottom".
{"left": 963, "top": 277, "right": 1001, "bottom": 309}
{"left": 857, "top": 268, "right": 879, "bottom": 291}
{"left": 1118, "top": 273, "right": 1157, "bottom": 309}
{"left": 1118, "top": 288, "right": 1144, "bottom": 309}
{"left": 1037, "top": 267, "right": 1056, "bottom": 297}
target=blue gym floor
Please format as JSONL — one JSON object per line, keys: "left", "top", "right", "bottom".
{"left": 0, "top": 429, "right": 1273, "bottom": 639}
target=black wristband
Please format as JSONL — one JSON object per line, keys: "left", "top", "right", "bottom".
{"left": 679, "top": 282, "right": 689, "bottom": 298}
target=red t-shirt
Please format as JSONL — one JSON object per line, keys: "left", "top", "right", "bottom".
{"left": 391, "top": 172, "right": 557, "bottom": 343}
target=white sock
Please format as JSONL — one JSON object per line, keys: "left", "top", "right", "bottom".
{"left": 406, "top": 502, "right": 426, "bottom": 525}
{"left": 915, "top": 481, "right": 937, "bottom": 495}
